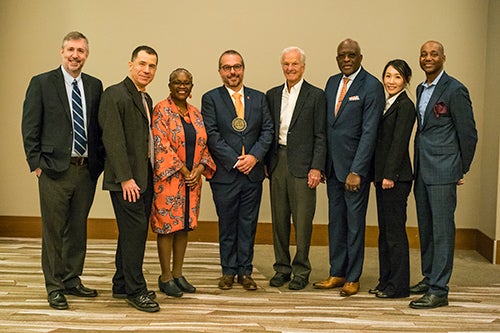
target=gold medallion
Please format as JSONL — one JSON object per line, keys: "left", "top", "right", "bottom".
{"left": 231, "top": 117, "right": 247, "bottom": 132}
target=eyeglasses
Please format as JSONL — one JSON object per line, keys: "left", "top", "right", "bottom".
{"left": 220, "top": 64, "right": 244, "bottom": 73}
{"left": 170, "top": 80, "right": 192, "bottom": 86}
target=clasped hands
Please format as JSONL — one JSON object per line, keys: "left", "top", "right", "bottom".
{"left": 235, "top": 153, "right": 258, "bottom": 175}
{"left": 181, "top": 164, "right": 205, "bottom": 189}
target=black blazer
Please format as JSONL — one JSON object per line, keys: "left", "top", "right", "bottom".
{"left": 99, "top": 77, "right": 153, "bottom": 193}
{"left": 22, "top": 67, "right": 104, "bottom": 180}
{"left": 374, "top": 91, "right": 416, "bottom": 182}
{"left": 201, "top": 85, "right": 273, "bottom": 184}
{"left": 265, "top": 80, "right": 326, "bottom": 177}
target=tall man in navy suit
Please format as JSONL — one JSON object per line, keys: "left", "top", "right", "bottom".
{"left": 409, "top": 41, "right": 477, "bottom": 309}
{"left": 314, "top": 39, "right": 385, "bottom": 297}
{"left": 266, "top": 47, "right": 326, "bottom": 290}
{"left": 202, "top": 50, "right": 273, "bottom": 291}
{"left": 22, "top": 31, "right": 104, "bottom": 310}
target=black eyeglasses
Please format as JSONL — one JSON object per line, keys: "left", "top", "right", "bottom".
{"left": 220, "top": 64, "right": 244, "bottom": 73}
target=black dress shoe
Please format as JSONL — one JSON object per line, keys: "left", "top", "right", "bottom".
{"left": 368, "top": 287, "right": 381, "bottom": 294}
{"left": 409, "top": 281, "right": 429, "bottom": 294}
{"left": 158, "top": 276, "right": 183, "bottom": 297}
{"left": 127, "top": 293, "right": 160, "bottom": 312}
{"left": 174, "top": 276, "right": 196, "bottom": 293}
{"left": 48, "top": 290, "right": 68, "bottom": 310}
{"left": 64, "top": 283, "right": 97, "bottom": 297}
{"left": 409, "top": 293, "right": 448, "bottom": 309}
{"left": 288, "top": 277, "right": 308, "bottom": 290}
{"left": 269, "top": 272, "right": 291, "bottom": 287}
{"left": 113, "top": 290, "right": 156, "bottom": 300}
{"left": 376, "top": 291, "right": 409, "bottom": 299}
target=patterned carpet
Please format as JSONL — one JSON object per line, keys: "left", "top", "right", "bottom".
{"left": 0, "top": 237, "right": 499, "bottom": 332}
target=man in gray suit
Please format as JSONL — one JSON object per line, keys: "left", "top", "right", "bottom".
{"left": 409, "top": 40, "right": 477, "bottom": 309}
{"left": 265, "top": 46, "right": 326, "bottom": 290}
{"left": 22, "top": 31, "right": 103, "bottom": 310}
{"left": 99, "top": 45, "right": 160, "bottom": 312}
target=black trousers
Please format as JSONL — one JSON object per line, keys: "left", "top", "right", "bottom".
{"left": 110, "top": 166, "right": 153, "bottom": 298}
{"left": 375, "top": 181, "right": 411, "bottom": 297}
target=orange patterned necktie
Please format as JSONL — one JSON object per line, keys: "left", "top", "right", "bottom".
{"left": 335, "top": 77, "right": 350, "bottom": 115}
{"left": 232, "top": 92, "right": 244, "bottom": 119}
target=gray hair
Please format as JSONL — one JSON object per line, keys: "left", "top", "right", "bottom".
{"left": 281, "top": 46, "right": 306, "bottom": 64}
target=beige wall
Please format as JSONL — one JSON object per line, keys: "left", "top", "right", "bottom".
{"left": 1, "top": 0, "right": 497, "bottom": 239}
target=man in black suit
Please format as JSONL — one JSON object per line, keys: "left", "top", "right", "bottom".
{"left": 202, "top": 50, "right": 273, "bottom": 291}
{"left": 314, "top": 39, "right": 385, "bottom": 297}
{"left": 265, "top": 47, "right": 326, "bottom": 290}
{"left": 99, "top": 46, "right": 160, "bottom": 312}
{"left": 409, "top": 41, "right": 477, "bottom": 309}
{"left": 22, "top": 31, "right": 103, "bottom": 310}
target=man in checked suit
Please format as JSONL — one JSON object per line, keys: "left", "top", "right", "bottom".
{"left": 313, "top": 38, "right": 385, "bottom": 296}
{"left": 99, "top": 46, "right": 160, "bottom": 312}
{"left": 22, "top": 31, "right": 104, "bottom": 310}
{"left": 409, "top": 41, "right": 477, "bottom": 309}
{"left": 202, "top": 50, "right": 273, "bottom": 291}
{"left": 265, "top": 46, "right": 326, "bottom": 290}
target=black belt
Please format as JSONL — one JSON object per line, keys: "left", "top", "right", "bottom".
{"left": 70, "top": 157, "right": 88, "bottom": 166}
{"left": 279, "top": 144, "right": 287, "bottom": 149}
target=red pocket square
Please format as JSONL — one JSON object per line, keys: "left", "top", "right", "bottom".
{"left": 433, "top": 102, "right": 447, "bottom": 118}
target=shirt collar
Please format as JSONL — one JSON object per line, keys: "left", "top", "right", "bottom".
{"left": 421, "top": 70, "right": 444, "bottom": 88}
{"left": 60, "top": 65, "right": 81, "bottom": 84}
{"left": 283, "top": 78, "right": 304, "bottom": 94}
{"left": 343, "top": 66, "right": 362, "bottom": 81}
{"left": 387, "top": 90, "right": 405, "bottom": 107}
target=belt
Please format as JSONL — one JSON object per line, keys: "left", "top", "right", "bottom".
{"left": 279, "top": 144, "right": 287, "bottom": 149}
{"left": 70, "top": 156, "right": 88, "bottom": 166}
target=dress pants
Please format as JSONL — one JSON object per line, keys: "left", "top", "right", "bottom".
{"left": 375, "top": 181, "right": 411, "bottom": 296}
{"left": 414, "top": 175, "right": 457, "bottom": 297}
{"left": 210, "top": 174, "right": 262, "bottom": 276}
{"left": 326, "top": 170, "right": 370, "bottom": 282}
{"left": 110, "top": 165, "right": 153, "bottom": 298}
{"left": 270, "top": 148, "right": 315, "bottom": 280}
{"left": 39, "top": 164, "right": 96, "bottom": 294}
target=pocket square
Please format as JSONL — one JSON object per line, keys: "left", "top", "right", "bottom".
{"left": 349, "top": 95, "right": 360, "bottom": 101}
{"left": 433, "top": 101, "right": 447, "bottom": 118}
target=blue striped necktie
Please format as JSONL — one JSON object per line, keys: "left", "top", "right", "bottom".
{"left": 72, "top": 79, "right": 87, "bottom": 155}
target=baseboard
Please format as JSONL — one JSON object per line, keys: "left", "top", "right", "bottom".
{"left": 0, "top": 216, "right": 495, "bottom": 263}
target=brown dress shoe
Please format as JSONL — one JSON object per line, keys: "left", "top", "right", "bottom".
{"left": 313, "top": 276, "right": 346, "bottom": 289}
{"left": 340, "top": 281, "right": 360, "bottom": 297}
{"left": 238, "top": 275, "right": 257, "bottom": 290}
{"left": 218, "top": 274, "right": 235, "bottom": 290}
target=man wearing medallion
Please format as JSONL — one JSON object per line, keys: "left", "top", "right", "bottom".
{"left": 201, "top": 50, "right": 273, "bottom": 291}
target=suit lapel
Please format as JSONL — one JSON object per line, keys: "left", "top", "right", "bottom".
{"left": 423, "top": 72, "right": 449, "bottom": 128}
{"left": 52, "top": 68, "right": 71, "bottom": 121}
{"left": 289, "top": 81, "right": 309, "bottom": 130}
{"left": 218, "top": 86, "right": 238, "bottom": 118}
{"left": 124, "top": 77, "right": 148, "bottom": 121}
{"left": 383, "top": 91, "right": 407, "bottom": 119}
{"left": 335, "top": 68, "right": 366, "bottom": 121}
{"left": 82, "top": 74, "right": 93, "bottom": 126}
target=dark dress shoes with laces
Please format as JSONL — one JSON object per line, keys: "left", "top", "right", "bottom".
{"left": 64, "top": 283, "right": 97, "bottom": 297}
{"left": 126, "top": 293, "right": 160, "bottom": 312}
{"left": 409, "top": 293, "right": 448, "bottom": 309}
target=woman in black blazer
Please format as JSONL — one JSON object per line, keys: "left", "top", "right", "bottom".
{"left": 370, "top": 59, "right": 416, "bottom": 298}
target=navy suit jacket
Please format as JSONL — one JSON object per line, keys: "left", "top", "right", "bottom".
{"left": 22, "top": 67, "right": 104, "bottom": 180}
{"left": 325, "top": 67, "right": 385, "bottom": 182}
{"left": 201, "top": 85, "right": 273, "bottom": 183}
{"left": 414, "top": 71, "right": 478, "bottom": 184}
{"left": 374, "top": 91, "right": 416, "bottom": 182}
{"left": 265, "top": 80, "right": 326, "bottom": 177}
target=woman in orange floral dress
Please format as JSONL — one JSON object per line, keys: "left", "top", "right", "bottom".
{"left": 151, "top": 68, "right": 216, "bottom": 297}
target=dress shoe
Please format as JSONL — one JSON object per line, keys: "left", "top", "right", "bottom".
{"left": 126, "top": 293, "right": 160, "bottom": 313}
{"left": 340, "top": 281, "right": 360, "bottom": 297}
{"left": 48, "top": 290, "right": 68, "bottom": 310}
{"left": 64, "top": 283, "right": 98, "bottom": 297}
{"left": 409, "top": 293, "right": 448, "bottom": 309}
{"left": 174, "top": 276, "right": 196, "bottom": 293}
{"left": 313, "top": 276, "right": 346, "bottom": 289}
{"left": 376, "top": 290, "right": 409, "bottom": 299}
{"left": 158, "top": 276, "right": 183, "bottom": 297}
{"left": 238, "top": 275, "right": 257, "bottom": 290}
{"left": 113, "top": 290, "right": 156, "bottom": 300}
{"left": 218, "top": 274, "right": 235, "bottom": 290}
{"left": 368, "top": 287, "right": 381, "bottom": 294}
{"left": 410, "top": 280, "right": 429, "bottom": 294}
{"left": 288, "top": 276, "right": 308, "bottom": 290}
{"left": 269, "top": 272, "right": 291, "bottom": 287}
